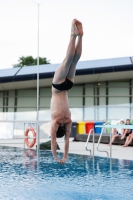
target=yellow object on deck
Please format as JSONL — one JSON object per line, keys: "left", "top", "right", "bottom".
{"left": 77, "top": 122, "right": 86, "bottom": 134}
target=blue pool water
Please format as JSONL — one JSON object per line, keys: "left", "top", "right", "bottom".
{"left": 0, "top": 147, "right": 133, "bottom": 200}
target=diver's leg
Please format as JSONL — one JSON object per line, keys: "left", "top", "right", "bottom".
{"left": 66, "top": 21, "right": 83, "bottom": 82}
{"left": 52, "top": 19, "right": 79, "bottom": 85}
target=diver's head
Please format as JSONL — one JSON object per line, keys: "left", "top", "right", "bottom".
{"left": 56, "top": 125, "right": 66, "bottom": 138}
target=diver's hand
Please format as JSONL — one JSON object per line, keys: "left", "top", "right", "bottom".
{"left": 55, "top": 158, "right": 66, "bottom": 164}
{"left": 59, "top": 158, "right": 67, "bottom": 164}
{"left": 54, "top": 158, "right": 63, "bottom": 163}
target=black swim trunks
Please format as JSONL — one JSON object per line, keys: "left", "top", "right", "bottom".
{"left": 52, "top": 79, "right": 73, "bottom": 91}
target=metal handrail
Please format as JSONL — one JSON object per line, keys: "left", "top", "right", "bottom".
{"left": 85, "top": 129, "right": 94, "bottom": 156}
{"left": 96, "top": 122, "right": 111, "bottom": 158}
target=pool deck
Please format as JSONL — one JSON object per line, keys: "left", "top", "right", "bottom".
{"left": 0, "top": 138, "right": 132, "bottom": 160}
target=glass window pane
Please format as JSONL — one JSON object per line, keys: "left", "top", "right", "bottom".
{"left": 15, "top": 110, "right": 36, "bottom": 120}
{"left": 131, "top": 107, "right": 133, "bottom": 120}
{"left": 108, "top": 106, "right": 130, "bottom": 120}
{"left": 132, "top": 79, "right": 133, "bottom": 86}
{"left": 108, "top": 81, "right": 129, "bottom": 87}
{"left": 68, "top": 86, "right": 82, "bottom": 96}
{"left": 8, "top": 90, "right": 15, "bottom": 114}
{"left": 99, "top": 97, "right": 106, "bottom": 105}
{"left": 98, "top": 82, "right": 106, "bottom": 87}
{"left": 40, "top": 97, "right": 51, "bottom": 107}
{"left": 8, "top": 97, "right": 14, "bottom": 107}
{"left": 69, "top": 97, "right": 82, "bottom": 107}
{"left": 17, "top": 97, "right": 36, "bottom": 107}
{"left": 84, "top": 107, "right": 95, "bottom": 120}
{"left": 8, "top": 108, "right": 14, "bottom": 112}
{"left": 108, "top": 97, "right": 129, "bottom": 106}
{"left": 0, "top": 97, "right": 3, "bottom": 112}
{"left": 9, "top": 90, "right": 15, "bottom": 97}
{"left": 99, "top": 106, "right": 106, "bottom": 121}
{"left": 14, "top": 122, "right": 24, "bottom": 139}
{"left": 39, "top": 109, "right": 51, "bottom": 121}
{"left": 109, "top": 88, "right": 129, "bottom": 96}
{"left": 68, "top": 86, "right": 82, "bottom": 107}
{"left": 2, "top": 112, "right": 14, "bottom": 120}
{"left": 0, "top": 122, "right": 13, "bottom": 139}
{"left": 17, "top": 108, "right": 36, "bottom": 112}
{"left": 69, "top": 108, "right": 83, "bottom": 121}
{"left": 99, "top": 87, "right": 106, "bottom": 96}
{"left": 85, "top": 84, "right": 93, "bottom": 95}
{"left": 39, "top": 121, "right": 52, "bottom": 138}
{"left": 0, "top": 112, "right": 3, "bottom": 120}
{"left": 40, "top": 88, "right": 51, "bottom": 96}
{"left": 85, "top": 97, "right": 94, "bottom": 106}
{"left": 18, "top": 89, "right": 36, "bottom": 96}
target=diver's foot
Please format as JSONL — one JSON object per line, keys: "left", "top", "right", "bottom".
{"left": 71, "top": 19, "right": 79, "bottom": 36}
{"left": 76, "top": 20, "right": 83, "bottom": 36}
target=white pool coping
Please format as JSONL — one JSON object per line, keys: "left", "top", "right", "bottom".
{"left": 0, "top": 138, "right": 132, "bottom": 161}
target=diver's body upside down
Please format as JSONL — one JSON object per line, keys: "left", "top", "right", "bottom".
{"left": 50, "top": 19, "right": 83, "bottom": 164}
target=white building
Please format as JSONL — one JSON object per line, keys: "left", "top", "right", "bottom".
{"left": 0, "top": 56, "right": 133, "bottom": 138}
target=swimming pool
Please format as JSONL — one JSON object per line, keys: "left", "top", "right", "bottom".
{"left": 0, "top": 146, "right": 133, "bottom": 200}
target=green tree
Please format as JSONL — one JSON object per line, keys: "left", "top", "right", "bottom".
{"left": 34, "top": 57, "right": 50, "bottom": 65}
{"left": 13, "top": 56, "right": 50, "bottom": 67}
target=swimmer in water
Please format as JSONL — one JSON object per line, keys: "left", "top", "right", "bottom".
{"left": 50, "top": 19, "right": 83, "bottom": 163}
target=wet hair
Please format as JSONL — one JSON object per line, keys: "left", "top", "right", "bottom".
{"left": 56, "top": 125, "right": 66, "bottom": 138}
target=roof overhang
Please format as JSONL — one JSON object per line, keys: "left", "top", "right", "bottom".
{"left": 0, "top": 70, "right": 133, "bottom": 91}
{"left": 0, "top": 56, "right": 133, "bottom": 90}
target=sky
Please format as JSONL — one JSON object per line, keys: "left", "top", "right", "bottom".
{"left": 0, "top": 0, "right": 133, "bottom": 69}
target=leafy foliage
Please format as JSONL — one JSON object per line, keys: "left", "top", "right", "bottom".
{"left": 13, "top": 56, "right": 50, "bottom": 67}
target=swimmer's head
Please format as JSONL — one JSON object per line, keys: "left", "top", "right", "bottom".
{"left": 56, "top": 125, "right": 66, "bottom": 138}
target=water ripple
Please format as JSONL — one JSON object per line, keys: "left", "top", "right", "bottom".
{"left": 0, "top": 146, "right": 133, "bottom": 200}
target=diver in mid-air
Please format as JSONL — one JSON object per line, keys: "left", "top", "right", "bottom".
{"left": 50, "top": 19, "right": 83, "bottom": 163}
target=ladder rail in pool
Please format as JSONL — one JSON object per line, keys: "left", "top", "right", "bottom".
{"left": 85, "top": 123, "right": 112, "bottom": 158}
{"left": 95, "top": 123, "right": 133, "bottom": 158}
{"left": 85, "top": 129, "right": 95, "bottom": 156}
{"left": 96, "top": 123, "right": 111, "bottom": 158}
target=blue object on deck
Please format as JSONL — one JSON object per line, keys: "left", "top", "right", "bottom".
{"left": 94, "top": 122, "right": 103, "bottom": 134}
